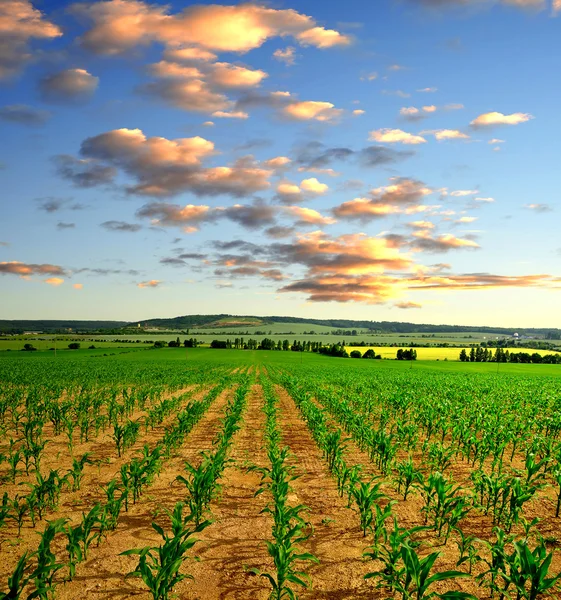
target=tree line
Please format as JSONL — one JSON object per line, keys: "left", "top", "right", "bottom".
{"left": 459, "top": 347, "right": 561, "bottom": 364}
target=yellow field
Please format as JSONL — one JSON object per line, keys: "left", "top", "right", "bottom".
{"left": 345, "top": 346, "right": 561, "bottom": 361}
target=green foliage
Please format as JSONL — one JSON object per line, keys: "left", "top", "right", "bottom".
{"left": 122, "top": 503, "right": 210, "bottom": 600}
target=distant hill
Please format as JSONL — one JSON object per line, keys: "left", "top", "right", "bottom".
{"left": 1, "top": 314, "right": 560, "bottom": 338}
{"left": 0, "top": 320, "right": 128, "bottom": 334}
{"left": 134, "top": 314, "right": 560, "bottom": 337}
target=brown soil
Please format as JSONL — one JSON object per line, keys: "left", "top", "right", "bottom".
{"left": 0, "top": 385, "right": 231, "bottom": 596}
{"left": 2, "top": 376, "right": 561, "bottom": 600}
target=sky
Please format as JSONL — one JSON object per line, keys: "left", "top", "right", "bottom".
{"left": 1, "top": 0, "right": 560, "bottom": 327}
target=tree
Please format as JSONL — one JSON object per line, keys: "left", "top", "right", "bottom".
{"left": 363, "top": 348, "right": 377, "bottom": 359}
{"left": 68, "top": 343, "right": 80, "bottom": 350}
{"left": 459, "top": 349, "right": 468, "bottom": 362}
{"left": 350, "top": 350, "right": 362, "bottom": 358}
{"left": 22, "top": 343, "right": 37, "bottom": 352}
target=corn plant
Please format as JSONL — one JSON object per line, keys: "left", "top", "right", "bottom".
{"left": 32, "top": 518, "right": 68, "bottom": 599}
{"left": 66, "top": 452, "right": 96, "bottom": 492}
{"left": 395, "top": 545, "right": 475, "bottom": 599}
{"left": 395, "top": 457, "right": 423, "bottom": 500}
{"left": 454, "top": 528, "right": 481, "bottom": 575}
{"left": 421, "top": 472, "right": 468, "bottom": 540}
{"left": 176, "top": 454, "right": 218, "bottom": 526}
{"left": 509, "top": 538, "right": 561, "bottom": 600}
{"left": 476, "top": 527, "right": 514, "bottom": 598}
{"left": 323, "top": 429, "right": 347, "bottom": 474}
{"left": 121, "top": 502, "right": 209, "bottom": 600}
{"left": 350, "top": 477, "right": 387, "bottom": 537}
{"left": 0, "top": 551, "right": 33, "bottom": 599}
{"left": 100, "top": 479, "right": 124, "bottom": 533}
{"left": 79, "top": 503, "right": 103, "bottom": 560}
{"left": 8, "top": 447, "right": 22, "bottom": 483}
{"left": 0, "top": 493, "right": 10, "bottom": 531}
{"left": 8, "top": 495, "right": 30, "bottom": 536}
{"left": 64, "top": 524, "right": 83, "bottom": 581}
{"left": 364, "top": 517, "right": 425, "bottom": 593}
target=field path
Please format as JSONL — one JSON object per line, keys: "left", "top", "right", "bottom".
{"left": 182, "top": 383, "right": 272, "bottom": 600}
{"left": 274, "top": 384, "right": 378, "bottom": 599}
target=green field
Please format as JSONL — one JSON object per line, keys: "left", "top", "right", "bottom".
{"left": 1, "top": 346, "right": 561, "bottom": 598}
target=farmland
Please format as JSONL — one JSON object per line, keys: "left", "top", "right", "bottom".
{"left": 1, "top": 348, "right": 561, "bottom": 599}
{"left": 345, "top": 346, "right": 561, "bottom": 362}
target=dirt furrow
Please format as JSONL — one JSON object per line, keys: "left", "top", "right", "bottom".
{"left": 274, "top": 384, "right": 377, "bottom": 599}
{"left": 0, "top": 385, "right": 232, "bottom": 596}
{"left": 183, "top": 383, "right": 272, "bottom": 600}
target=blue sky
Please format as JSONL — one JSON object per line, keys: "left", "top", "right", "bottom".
{"left": 1, "top": 0, "right": 559, "bottom": 326}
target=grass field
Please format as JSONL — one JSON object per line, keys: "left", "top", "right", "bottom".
{"left": 1, "top": 348, "right": 561, "bottom": 599}
{"left": 4, "top": 325, "right": 549, "bottom": 352}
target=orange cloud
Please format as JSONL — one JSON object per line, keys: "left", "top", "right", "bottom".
{"left": 73, "top": 128, "right": 271, "bottom": 197}
{"left": 285, "top": 206, "right": 336, "bottom": 225}
{"left": 411, "top": 231, "right": 480, "bottom": 253}
{"left": 425, "top": 129, "right": 470, "bottom": 141}
{"left": 0, "top": 261, "right": 66, "bottom": 276}
{"left": 273, "top": 46, "right": 296, "bottom": 66}
{"left": 470, "top": 111, "right": 534, "bottom": 128}
{"left": 164, "top": 47, "right": 217, "bottom": 62}
{"left": 395, "top": 301, "right": 422, "bottom": 309}
{"left": 369, "top": 128, "right": 427, "bottom": 144}
{"left": 45, "top": 277, "right": 64, "bottom": 286}
{"left": 408, "top": 220, "right": 435, "bottom": 229}
{"left": 73, "top": 1, "right": 350, "bottom": 54}
{"left": 137, "top": 279, "right": 162, "bottom": 288}
{"left": 282, "top": 100, "right": 343, "bottom": 122}
{"left": 264, "top": 156, "right": 291, "bottom": 169}
{"left": 334, "top": 178, "right": 434, "bottom": 221}
{"left": 209, "top": 62, "right": 267, "bottom": 88}
{"left": 0, "top": 0, "right": 62, "bottom": 78}
{"left": 300, "top": 177, "right": 328, "bottom": 194}
{"left": 73, "top": 283, "right": 83, "bottom": 289}
{"left": 276, "top": 177, "right": 328, "bottom": 203}
{"left": 211, "top": 110, "right": 249, "bottom": 119}
{"left": 333, "top": 199, "right": 402, "bottom": 219}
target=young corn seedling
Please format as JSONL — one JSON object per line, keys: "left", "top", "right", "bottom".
{"left": 121, "top": 502, "right": 209, "bottom": 600}
{"left": 396, "top": 545, "right": 475, "bottom": 600}
{"left": 395, "top": 457, "right": 422, "bottom": 500}
{"left": 509, "top": 538, "right": 561, "bottom": 600}
{"left": 66, "top": 452, "right": 96, "bottom": 492}
{"left": 476, "top": 527, "right": 514, "bottom": 598}
{"left": 323, "top": 429, "right": 347, "bottom": 474}
{"left": 0, "top": 551, "right": 33, "bottom": 599}
{"left": 364, "top": 517, "right": 425, "bottom": 593}
{"left": 454, "top": 528, "right": 481, "bottom": 575}
{"left": 100, "top": 479, "right": 124, "bottom": 533}
{"left": 176, "top": 453, "right": 218, "bottom": 526}
{"left": 8, "top": 495, "right": 30, "bottom": 536}
{"left": 0, "top": 493, "right": 9, "bottom": 531}
{"left": 256, "top": 514, "right": 319, "bottom": 600}
{"left": 350, "top": 477, "right": 387, "bottom": 537}
{"left": 32, "top": 518, "right": 68, "bottom": 599}
{"left": 64, "top": 523, "right": 83, "bottom": 581}
{"left": 79, "top": 503, "right": 103, "bottom": 560}
{"left": 368, "top": 501, "right": 396, "bottom": 558}
{"left": 8, "top": 448, "right": 22, "bottom": 484}
{"left": 336, "top": 463, "right": 362, "bottom": 508}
